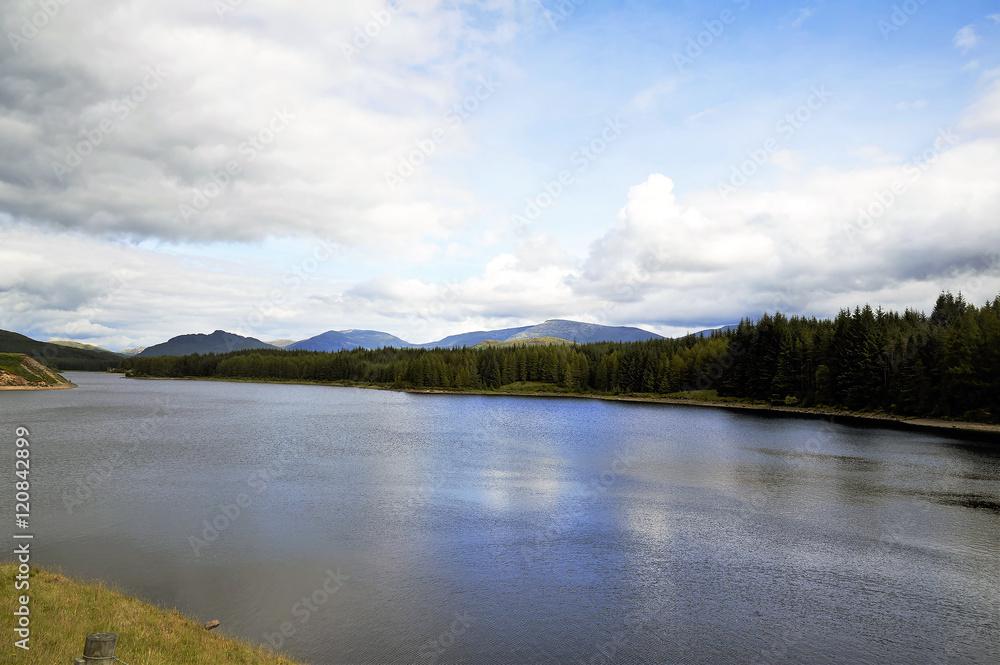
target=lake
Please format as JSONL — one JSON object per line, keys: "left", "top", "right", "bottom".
{"left": 3, "top": 372, "right": 999, "bottom": 664}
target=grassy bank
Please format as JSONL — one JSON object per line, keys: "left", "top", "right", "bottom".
{"left": 0, "top": 353, "right": 75, "bottom": 390}
{"left": 0, "top": 564, "right": 303, "bottom": 664}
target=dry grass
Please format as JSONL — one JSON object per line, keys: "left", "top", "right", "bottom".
{"left": 1, "top": 563, "right": 305, "bottom": 664}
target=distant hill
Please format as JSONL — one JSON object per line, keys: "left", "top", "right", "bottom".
{"left": 684, "top": 324, "right": 738, "bottom": 338}
{"left": 425, "top": 319, "right": 663, "bottom": 348}
{"left": 0, "top": 353, "right": 73, "bottom": 388}
{"left": 265, "top": 339, "right": 296, "bottom": 348}
{"left": 473, "top": 336, "right": 574, "bottom": 349}
{"left": 288, "top": 329, "right": 416, "bottom": 352}
{"left": 49, "top": 340, "right": 124, "bottom": 356}
{"left": 136, "top": 330, "right": 277, "bottom": 357}
{"left": 423, "top": 325, "right": 533, "bottom": 349}
{"left": 118, "top": 347, "right": 146, "bottom": 356}
{"left": 0, "top": 330, "right": 122, "bottom": 371}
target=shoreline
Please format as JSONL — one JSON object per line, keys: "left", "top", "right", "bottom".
{"left": 122, "top": 374, "right": 1000, "bottom": 442}
{"left": 0, "top": 382, "right": 76, "bottom": 391}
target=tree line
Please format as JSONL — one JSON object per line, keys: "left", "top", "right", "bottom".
{"left": 119, "top": 292, "right": 1000, "bottom": 422}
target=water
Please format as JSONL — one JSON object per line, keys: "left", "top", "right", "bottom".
{"left": 2, "top": 372, "right": 999, "bottom": 664}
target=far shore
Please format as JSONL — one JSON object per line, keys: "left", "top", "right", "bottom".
{"left": 121, "top": 374, "right": 1000, "bottom": 442}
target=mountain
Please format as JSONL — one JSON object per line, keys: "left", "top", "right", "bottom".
{"left": 49, "top": 340, "right": 124, "bottom": 356}
{"left": 288, "top": 329, "right": 416, "bottom": 352}
{"left": 423, "top": 325, "right": 534, "bottom": 349}
{"left": 0, "top": 329, "right": 122, "bottom": 371}
{"left": 136, "top": 330, "right": 278, "bottom": 357}
{"left": 265, "top": 339, "right": 296, "bottom": 348}
{"left": 425, "top": 320, "right": 663, "bottom": 348}
{"left": 118, "top": 347, "right": 146, "bottom": 356}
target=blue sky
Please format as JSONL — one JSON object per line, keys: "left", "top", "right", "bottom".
{"left": 1, "top": 0, "right": 999, "bottom": 348}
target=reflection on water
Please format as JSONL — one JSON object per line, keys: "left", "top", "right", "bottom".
{"left": 2, "top": 373, "right": 998, "bottom": 664}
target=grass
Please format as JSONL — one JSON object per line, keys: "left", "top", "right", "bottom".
{"left": 0, "top": 353, "right": 51, "bottom": 384}
{"left": 0, "top": 564, "right": 304, "bottom": 664}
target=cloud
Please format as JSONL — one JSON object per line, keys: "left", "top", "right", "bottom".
{"left": 954, "top": 25, "right": 980, "bottom": 52}
{"left": 791, "top": 9, "right": 813, "bottom": 29}
{"left": 0, "top": 0, "right": 544, "bottom": 252}
{"left": 571, "top": 77, "right": 1000, "bottom": 326}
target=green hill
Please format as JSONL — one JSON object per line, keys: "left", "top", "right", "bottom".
{"left": 0, "top": 353, "right": 73, "bottom": 388}
{"left": 472, "top": 336, "right": 575, "bottom": 348}
{"left": 0, "top": 330, "right": 122, "bottom": 371}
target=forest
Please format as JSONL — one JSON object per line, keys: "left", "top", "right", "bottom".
{"left": 119, "top": 292, "right": 1000, "bottom": 423}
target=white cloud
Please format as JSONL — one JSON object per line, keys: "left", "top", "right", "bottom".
{"left": 954, "top": 25, "right": 980, "bottom": 52}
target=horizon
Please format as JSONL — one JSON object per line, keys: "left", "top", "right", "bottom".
{"left": 2, "top": 1, "right": 999, "bottom": 349}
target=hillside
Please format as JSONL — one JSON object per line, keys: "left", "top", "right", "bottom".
{"left": 0, "top": 330, "right": 122, "bottom": 371}
{"left": 0, "top": 353, "right": 74, "bottom": 388}
{"left": 49, "top": 340, "right": 124, "bottom": 356}
{"left": 137, "top": 331, "right": 277, "bottom": 357}
{"left": 427, "top": 319, "right": 662, "bottom": 347}
{"left": 473, "top": 336, "right": 574, "bottom": 348}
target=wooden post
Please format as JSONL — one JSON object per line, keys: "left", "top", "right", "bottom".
{"left": 74, "top": 632, "right": 118, "bottom": 663}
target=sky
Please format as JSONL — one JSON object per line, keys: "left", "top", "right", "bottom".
{"left": 1, "top": 0, "right": 999, "bottom": 349}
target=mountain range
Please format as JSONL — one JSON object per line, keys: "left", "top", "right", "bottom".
{"left": 2, "top": 320, "right": 735, "bottom": 363}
